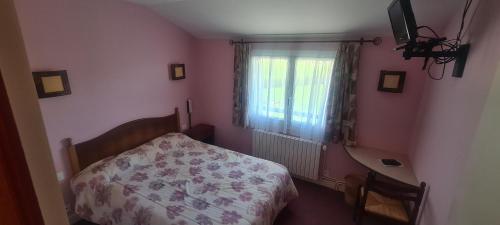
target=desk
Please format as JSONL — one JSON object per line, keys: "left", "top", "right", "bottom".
{"left": 344, "top": 146, "right": 419, "bottom": 187}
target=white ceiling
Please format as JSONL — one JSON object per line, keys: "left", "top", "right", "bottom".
{"left": 125, "top": 0, "right": 465, "bottom": 39}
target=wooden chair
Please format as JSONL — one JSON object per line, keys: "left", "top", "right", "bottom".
{"left": 353, "top": 172, "right": 426, "bottom": 225}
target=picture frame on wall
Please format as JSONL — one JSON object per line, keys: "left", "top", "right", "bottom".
{"left": 170, "top": 64, "right": 186, "bottom": 80}
{"left": 378, "top": 70, "right": 406, "bottom": 93}
{"left": 32, "top": 70, "right": 71, "bottom": 98}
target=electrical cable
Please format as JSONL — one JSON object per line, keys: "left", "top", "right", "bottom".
{"left": 416, "top": 0, "right": 472, "bottom": 79}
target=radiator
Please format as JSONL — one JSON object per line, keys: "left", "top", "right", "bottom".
{"left": 252, "top": 129, "right": 323, "bottom": 180}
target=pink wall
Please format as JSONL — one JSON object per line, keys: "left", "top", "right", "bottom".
{"left": 409, "top": 1, "right": 500, "bottom": 225}
{"left": 14, "top": 0, "right": 196, "bottom": 203}
{"left": 192, "top": 37, "right": 427, "bottom": 179}
{"left": 191, "top": 40, "right": 253, "bottom": 155}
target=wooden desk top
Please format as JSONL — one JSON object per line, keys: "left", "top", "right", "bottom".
{"left": 344, "top": 146, "right": 419, "bottom": 187}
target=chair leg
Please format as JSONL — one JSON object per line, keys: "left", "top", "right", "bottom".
{"left": 355, "top": 211, "right": 364, "bottom": 225}
{"left": 355, "top": 190, "right": 367, "bottom": 225}
{"left": 354, "top": 199, "right": 365, "bottom": 225}
{"left": 352, "top": 195, "right": 360, "bottom": 221}
{"left": 353, "top": 185, "right": 363, "bottom": 222}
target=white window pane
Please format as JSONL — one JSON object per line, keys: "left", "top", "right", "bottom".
{"left": 248, "top": 56, "right": 288, "bottom": 121}
{"left": 292, "top": 58, "right": 334, "bottom": 126}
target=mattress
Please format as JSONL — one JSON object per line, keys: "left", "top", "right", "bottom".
{"left": 71, "top": 133, "right": 298, "bottom": 225}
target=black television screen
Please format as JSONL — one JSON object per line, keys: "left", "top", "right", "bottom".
{"left": 388, "top": 0, "right": 418, "bottom": 45}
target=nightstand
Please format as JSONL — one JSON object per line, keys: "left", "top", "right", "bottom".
{"left": 183, "top": 124, "right": 215, "bottom": 145}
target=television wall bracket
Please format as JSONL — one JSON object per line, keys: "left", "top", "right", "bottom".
{"left": 399, "top": 39, "right": 470, "bottom": 78}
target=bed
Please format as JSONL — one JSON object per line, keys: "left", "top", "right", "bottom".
{"left": 68, "top": 108, "right": 298, "bottom": 225}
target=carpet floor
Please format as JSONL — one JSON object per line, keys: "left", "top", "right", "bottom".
{"left": 75, "top": 179, "right": 388, "bottom": 225}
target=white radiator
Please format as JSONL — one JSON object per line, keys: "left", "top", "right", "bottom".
{"left": 252, "top": 129, "right": 323, "bottom": 180}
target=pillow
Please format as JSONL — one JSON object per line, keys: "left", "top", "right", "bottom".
{"left": 71, "top": 132, "right": 194, "bottom": 190}
{"left": 101, "top": 133, "right": 190, "bottom": 177}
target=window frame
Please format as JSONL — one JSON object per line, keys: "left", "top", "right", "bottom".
{"left": 248, "top": 53, "right": 335, "bottom": 132}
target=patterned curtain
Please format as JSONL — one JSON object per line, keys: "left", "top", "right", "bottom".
{"left": 232, "top": 43, "right": 251, "bottom": 127}
{"left": 324, "top": 43, "right": 360, "bottom": 146}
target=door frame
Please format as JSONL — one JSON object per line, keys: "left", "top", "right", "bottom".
{"left": 0, "top": 70, "right": 45, "bottom": 225}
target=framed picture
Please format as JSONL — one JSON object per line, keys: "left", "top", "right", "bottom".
{"left": 378, "top": 70, "right": 406, "bottom": 93}
{"left": 170, "top": 64, "right": 186, "bottom": 80}
{"left": 32, "top": 70, "right": 71, "bottom": 98}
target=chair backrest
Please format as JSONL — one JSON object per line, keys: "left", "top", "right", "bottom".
{"left": 364, "top": 172, "right": 426, "bottom": 225}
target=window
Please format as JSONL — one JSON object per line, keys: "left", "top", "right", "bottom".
{"left": 247, "top": 51, "right": 335, "bottom": 142}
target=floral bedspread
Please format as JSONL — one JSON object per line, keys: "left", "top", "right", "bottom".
{"left": 71, "top": 133, "right": 298, "bottom": 225}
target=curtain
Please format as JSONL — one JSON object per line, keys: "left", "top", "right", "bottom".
{"left": 232, "top": 43, "right": 251, "bottom": 127}
{"left": 246, "top": 43, "right": 337, "bottom": 142}
{"left": 246, "top": 55, "right": 289, "bottom": 133}
{"left": 325, "top": 43, "right": 360, "bottom": 146}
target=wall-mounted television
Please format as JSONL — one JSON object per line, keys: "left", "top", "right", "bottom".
{"left": 388, "top": 0, "right": 418, "bottom": 45}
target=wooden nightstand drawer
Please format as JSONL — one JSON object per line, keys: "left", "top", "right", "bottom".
{"left": 183, "top": 124, "right": 214, "bottom": 145}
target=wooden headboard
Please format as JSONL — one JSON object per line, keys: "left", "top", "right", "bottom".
{"left": 68, "top": 108, "right": 180, "bottom": 175}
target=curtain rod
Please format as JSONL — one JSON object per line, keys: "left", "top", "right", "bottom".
{"left": 230, "top": 37, "right": 382, "bottom": 46}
